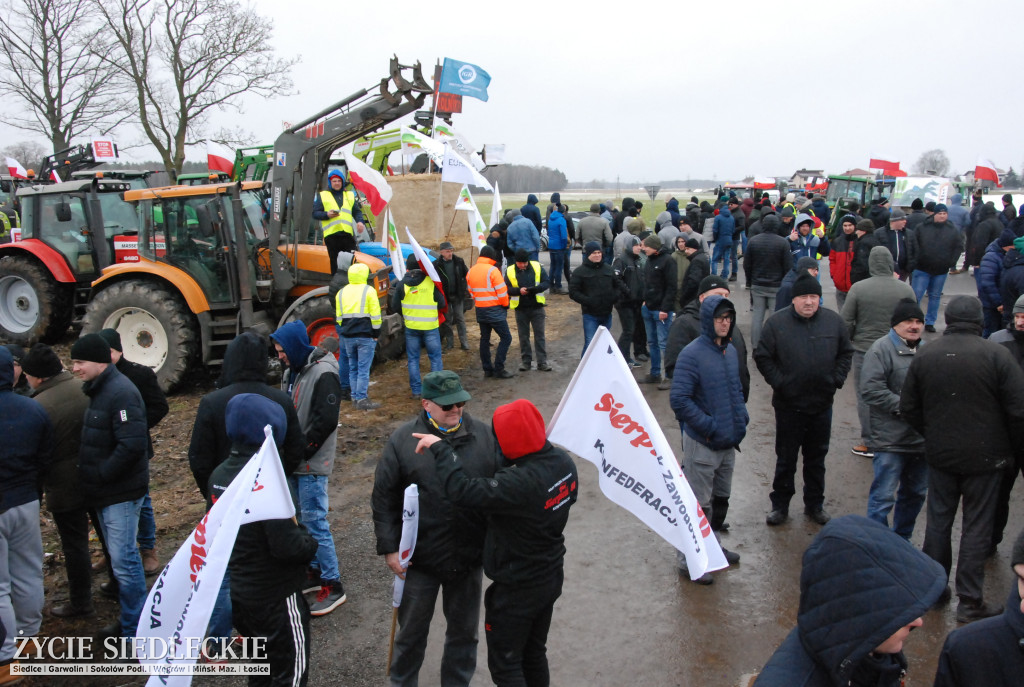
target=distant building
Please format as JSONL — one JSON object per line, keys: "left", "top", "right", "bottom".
{"left": 789, "top": 169, "right": 825, "bottom": 188}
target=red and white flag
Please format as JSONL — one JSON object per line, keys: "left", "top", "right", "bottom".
{"left": 206, "top": 140, "right": 235, "bottom": 177}
{"left": 869, "top": 156, "right": 901, "bottom": 174}
{"left": 5, "top": 157, "right": 27, "bottom": 179}
{"left": 49, "top": 170, "right": 61, "bottom": 183}
{"left": 343, "top": 150, "right": 393, "bottom": 215}
{"left": 975, "top": 158, "right": 1002, "bottom": 187}
{"left": 392, "top": 484, "right": 419, "bottom": 607}
{"left": 547, "top": 326, "right": 727, "bottom": 581}
{"left": 405, "top": 227, "right": 447, "bottom": 322}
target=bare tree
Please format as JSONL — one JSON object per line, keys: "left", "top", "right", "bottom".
{"left": 0, "top": 141, "right": 49, "bottom": 169}
{"left": 912, "top": 149, "right": 951, "bottom": 176}
{"left": 0, "top": 0, "right": 129, "bottom": 153}
{"left": 94, "top": 0, "right": 298, "bottom": 180}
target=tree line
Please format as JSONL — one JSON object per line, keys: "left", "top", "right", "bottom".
{"left": 480, "top": 164, "right": 568, "bottom": 193}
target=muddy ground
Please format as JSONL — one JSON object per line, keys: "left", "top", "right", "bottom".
{"left": 28, "top": 253, "right": 1024, "bottom": 687}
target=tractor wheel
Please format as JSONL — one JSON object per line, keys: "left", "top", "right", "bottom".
{"left": 82, "top": 281, "right": 198, "bottom": 392}
{"left": 0, "top": 255, "right": 72, "bottom": 344}
{"left": 287, "top": 297, "right": 339, "bottom": 353}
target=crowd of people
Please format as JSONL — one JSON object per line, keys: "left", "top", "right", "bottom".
{"left": 2, "top": 187, "right": 1023, "bottom": 686}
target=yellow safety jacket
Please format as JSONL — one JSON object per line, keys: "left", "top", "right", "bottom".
{"left": 319, "top": 189, "right": 356, "bottom": 238}
{"left": 336, "top": 263, "right": 381, "bottom": 336}
{"left": 400, "top": 281, "right": 439, "bottom": 330}
{"left": 506, "top": 261, "right": 546, "bottom": 309}
{"left": 0, "top": 212, "right": 9, "bottom": 238}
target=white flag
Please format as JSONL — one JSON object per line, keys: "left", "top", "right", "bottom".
{"left": 392, "top": 484, "right": 419, "bottom": 607}
{"left": 5, "top": 157, "right": 27, "bottom": 179}
{"left": 470, "top": 208, "right": 487, "bottom": 250}
{"left": 404, "top": 227, "right": 442, "bottom": 285}
{"left": 136, "top": 427, "right": 295, "bottom": 685}
{"left": 547, "top": 327, "right": 727, "bottom": 580}
{"left": 454, "top": 185, "right": 476, "bottom": 212}
{"left": 489, "top": 181, "right": 502, "bottom": 229}
{"left": 384, "top": 208, "right": 405, "bottom": 281}
{"left": 441, "top": 143, "right": 493, "bottom": 191}
{"left": 399, "top": 127, "right": 444, "bottom": 165}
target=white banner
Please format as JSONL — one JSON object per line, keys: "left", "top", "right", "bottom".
{"left": 547, "top": 327, "right": 727, "bottom": 580}
{"left": 399, "top": 127, "right": 444, "bottom": 165}
{"left": 441, "top": 143, "right": 493, "bottom": 191}
{"left": 384, "top": 208, "right": 405, "bottom": 281}
{"left": 392, "top": 484, "right": 419, "bottom": 607}
{"left": 136, "top": 428, "right": 295, "bottom": 686}
{"left": 454, "top": 185, "right": 475, "bottom": 211}
{"left": 489, "top": 181, "right": 501, "bottom": 230}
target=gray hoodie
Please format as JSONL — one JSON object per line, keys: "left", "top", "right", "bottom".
{"left": 841, "top": 246, "right": 917, "bottom": 352}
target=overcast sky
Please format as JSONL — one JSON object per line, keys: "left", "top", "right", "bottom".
{"left": 3, "top": 0, "right": 1021, "bottom": 183}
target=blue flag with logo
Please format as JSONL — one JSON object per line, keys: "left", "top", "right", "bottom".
{"left": 438, "top": 58, "right": 491, "bottom": 102}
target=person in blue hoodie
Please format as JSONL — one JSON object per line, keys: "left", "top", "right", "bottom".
{"left": 519, "top": 193, "right": 542, "bottom": 233}
{"left": 755, "top": 516, "right": 947, "bottom": 687}
{"left": 665, "top": 197, "right": 682, "bottom": 229}
{"left": 711, "top": 203, "right": 735, "bottom": 279}
{"left": 546, "top": 206, "right": 568, "bottom": 293}
{"left": 0, "top": 346, "right": 52, "bottom": 673}
{"left": 506, "top": 212, "right": 541, "bottom": 261}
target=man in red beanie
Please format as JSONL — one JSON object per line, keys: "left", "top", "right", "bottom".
{"left": 415, "top": 399, "right": 578, "bottom": 687}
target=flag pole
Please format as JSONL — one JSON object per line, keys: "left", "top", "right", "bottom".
{"left": 385, "top": 607, "right": 398, "bottom": 675}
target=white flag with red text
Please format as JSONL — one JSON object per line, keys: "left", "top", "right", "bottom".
{"left": 135, "top": 427, "right": 294, "bottom": 686}
{"left": 392, "top": 484, "right": 419, "bottom": 607}
{"left": 547, "top": 326, "right": 727, "bottom": 580}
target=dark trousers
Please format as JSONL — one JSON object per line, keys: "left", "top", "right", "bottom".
{"left": 992, "top": 457, "right": 1024, "bottom": 548}
{"left": 52, "top": 508, "right": 92, "bottom": 608}
{"left": 770, "top": 407, "right": 832, "bottom": 513}
{"left": 232, "top": 590, "right": 310, "bottom": 687}
{"left": 923, "top": 467, "right": 1002, "bottom": 603}
{"left": 478, "top": 318, "right": 512, "bottom": 373}
{"left": 484, "top": 570, "right": 563, "bottom": 687}
{"left": 514, "top": 307, "right": 546, "bottom": 366}
{"left": 324, "top": 231, "right": 356, "bottom": 276}
{"left": 631, "top": 302, "right": 647, "bottom": 356}
{"left": 615, "top": 303, "right": 637, "bottom": 360}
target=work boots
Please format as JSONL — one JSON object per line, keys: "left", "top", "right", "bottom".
{"left": 710, "top": 496, "right": 731, "bottom": 533}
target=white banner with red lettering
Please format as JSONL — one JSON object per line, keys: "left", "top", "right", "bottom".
{"left": 547, "top": 326, "right": 727, "bottom": 580}
{"left": 136, "top": 427, "right": 294, "bottom": 685}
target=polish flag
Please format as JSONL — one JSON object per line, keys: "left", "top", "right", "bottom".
{"left": 405, "top": 227, "right": 447, "bottom": 323}
{"left": 343, "top": 150, "right": 392, "bottom": 215}
{"left": 869, "top": 157, "right": 900, "bottom": 174}
{"left": 6, "top": 157, "right": 28, "bottom": 179}
{"left": 50, "top": 170, "right": 61, "bottom": 183}
{"left": 975, "top": 158, "right": 1002, "bottom": 187}
{"left": 207, "top": 141, "right": 235, "bottom": 177}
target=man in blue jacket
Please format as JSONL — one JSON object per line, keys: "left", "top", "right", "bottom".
{"left": 669, "top": 295, "right": 747, "bottom": 583}
{"left": 519, "top": 193, "right": 542, "bottom": 233}
{"left": 506, "top": 212, "right": 541, "bottom": 262}
{"left": 711, "top": 203, "right": 735, "bottom": 279}
{"left": 0, "top": 346, "right": 52, "bottom": 674}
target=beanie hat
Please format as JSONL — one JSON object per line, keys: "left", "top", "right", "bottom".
{"left": 1012, "top": 527, "right": 1024, "bottom": 568}
{"left": 514, "top": 249, "right": 530, "bottom": 263}
{"left": 998, "top": 227, "right": 1017, "bottom": 248}
{"left": 840, "top": 214, "right": 858, "bottom": 228}
{"left": 643, "top": 234, "right": 662, "bottom": 250}
{"left": 590, "top": 203, "right": 601, "bottom": 213}
{"left": 406, "top": 253, "right": 420, "bottom": 270}
{"left": 70, "top": 333, "right": 111, "bottom": 364}
{"left": 98, "top": 328, "right": 123, "bottom": 352}
{"left": 479, "top": 245, "right": 499, "bottom": 261}
{"left": 678, "top": 214, "right": 692, "bottom": 227}
{"left": 1003, "top": 193, "right": 1014, "bottom": 205}
{"left": 889, "top": 208, "right": 907, "bottom": 221}
{"left": 856, "top": 219, "right": 876, "bottom": 235}
{"left": 504, "top": 208, "right": 521, "bottom": 221}
{"left": 226, "top": 393, "right": 287, "bottom": 449}
{"left": 20, "top": 343, "right": 63, "bottom": 378}
{"left": 925, "top": 201, "right": 936, "bottom": 212}
{"left": 943, "top": 295, "right": 983, "bottom": 326}
{"left": 492, "top": 399, "right": 546, "bottom": 460}
{"left": 791, "top": 272, "right": 822, "bottom": 298}
{"left": 1013, "top": 294, "right": 1024, "bottom": 315}
{"left": 910, "top": 198, "right": 924, "bottom": 211}
{"left": 584, "top": 241, "right": 602, "bottom": 255}
{"left": 684, "top": 237, "right": 702, "bottom": 250}
{"left": 698, "top": 274, "right": 730, "bottom": 295}
{"left": 796, "top": 256, "right": 819, "bottom": 272}
{"left": 890, "top": 298, "right": 925, "bottom": 327}
{"left": 934, "top": 203, "right": 948, "bottom": 213}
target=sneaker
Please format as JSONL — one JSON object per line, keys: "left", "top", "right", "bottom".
{"left": 518, "top": 362, "right": 531, "bottom": 371}
{"left": 624, "top": 358, "right": 641, "bottom": 368}
{"left": 851, "top": 445, "right": 874, "bottom": 458}
{"left": 721, "top": 548, "right": 740, "bottom": 565}
{"left": 494, "top": 369, "right": 514, "bottom": 379}
{"left": 640, "top": 374, "right": 662, "bottom": 384}
{"left": 636, "top": 353, "right": 650, "bottom": 362}
{"left": 310, "top": 580, "right": 347, "bottom": 616}
{"left": 537, "top": 362, "right": 553, "bottom": 371}
{"left": 657, "top": 377, "right": 672, "bottom": 390}
{"left": 925, "top": 324, "right": 936, "bottom": 333}
{"left": 50, "top": 603, "right": 95, "bottom": 618}
{"left": 766, "top": 509, "right": 788, "bottom": 526}
{"left": 956, "top": 599, "right": 1002, "bottom": 623}
{"left": 355, "top": 398, "right": 381, "bottom": 410}
{"left": 302, "top": 567, "right": 323, "bottom": 594}
{"left": 805, "top": 508, "right": 831, "bottom": 525}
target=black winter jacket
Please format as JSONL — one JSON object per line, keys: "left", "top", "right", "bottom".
{"left": 678, "top": 252, "right": 710, "bottom": 311}
{"left": 432, "top": 439, "right": 577, "bottom": 585}
{"left": 754, "top": 305, "right": 854, "bottom": 413}
{"left": 78, "top": 364, "right": 149, "bottom": 508}
{"left": 934, "top": 585, "right": 1024, "bottom": 687}
{"left": 849, "top": 233, "right": 880, "bottom": 284}
{"left": 372, "top": 411, "right": 499, "bottom": 580}
{"left": 115, "top": 355, "right": 167, "bottom": 459}
{"left": 643, "top": 246, "right": 677, "bottom": 312}
{"left": 900, "top": 323, "right": 1024, "bottom": 474}
{"left": 873, "top": 225, "right": 916, "bottom": 277}
{"left": 743, "top": 227, "right": 792, "bottom": 287}
{"left": 434, "top": 254, "right": 469, "bottom": 301}
{"left": 664, "top": 299, "right": 750, "bottom": 400}
{"left": 188, "top": 332, "right": 304, "bottom": 498}
{"left": 0, "top": 348, "right": 53, "bottom": 511}
{"left": 612, "top": 251, "right": 644, "bottom": 306}
{"left": 569, "top": 259, "right": 627, "bottom": 317}
{"left": 910, "top": 216, "right": 960, "bottom": 275}
{"left": 1000, "top": 247, "right": 1024, "bottom": 327}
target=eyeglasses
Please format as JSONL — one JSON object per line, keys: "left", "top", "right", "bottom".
{"left": 435, "top": 401, "right": 466, "bottom": 411}
{"left": 714, "top": 314, "right": 734, "bottom": 323}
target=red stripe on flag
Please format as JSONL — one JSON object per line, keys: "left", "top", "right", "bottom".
{"left": 348, "top": 171, "right": 389, "bottom": 215}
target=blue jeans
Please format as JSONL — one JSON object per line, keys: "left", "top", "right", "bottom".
{"left": 911, "top": 270, "right": 948, "bottom": 326}
{"left": 867, "top": 451, "right": 928, "bottom": 540}
{"left": 582, "top": 313, "right": 612, "bottom": 357}
{"left": 97, "top": 497, "right": 147, "bottom": 636}
{"left": 289, "top": 474, "right": 339, "bottom": 582}
{"left": 711, "top": 241, "right": 732, "bottom": 279}
{"left": 343, "top": 336, "right": 376, "bottom": 400}
{"left": 404, "top": 327, "right": 443, "bottom": 395}
{"left": 334, "top": 325, "right": 351, "bottom": 392}
{"left": 136, "top": 491, "right": 155, "bottom": 550}
{"left": 549, "top": 249, "right": 566, "bottom": 290}
{"left": 206, "top": 569, "right": 233, "bottom": 644}
{"left": 641, "top": 305, "right": 673, "bottom": 376}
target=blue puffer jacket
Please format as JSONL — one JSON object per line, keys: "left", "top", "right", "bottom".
{"left": 0, "top": 347, "right": 53, "bottom": 511}
{"left": 712, "top": 207, "right": 735, "bottom": 245}
{"left": 547, "top": 210, "right": 568, "bottom": 251}
{"left": 669, "top": 295, "right": 748, "bottom": 450}
{"left": 755, "top": 516, "right": 946, "bottom": 687}
{"left": 976, "top": 239, "right": 1005, "bottom": 308}
{"left": 506, "top": 215, "right": 541, "bottom": 255}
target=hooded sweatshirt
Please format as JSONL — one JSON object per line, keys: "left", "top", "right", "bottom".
{"left": 520, "top": 193, "right": 542, "bottom": 232}
{"left": 842, "top": 247, "right": 917, "bottom": 352}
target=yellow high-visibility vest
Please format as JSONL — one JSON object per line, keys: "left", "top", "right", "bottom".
{"left": 506, "top": 261, "right": 546, "bottom": 309}
{"left": 400, "top": 282, "right": 439, "bottom": 330}
{"left": 336, "top": 283, "right": 381, "bottom": 328}
{"left": 319, "top": 189, "right": 355, "bottom": 238}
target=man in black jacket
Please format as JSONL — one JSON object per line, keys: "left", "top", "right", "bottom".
{"left": 210, "top": 393, "right": 318, "bottom": 686}
{"left": 900, "top": 295, "right": 1024, "bottom": 622}
{"left": 874, "top": 208, "right": 915, "bottom": 281}
{"left": 755, "top": 274, "right": 854, "bottom": 527}
{"left": 744, "top": 214, "right": 792, "bottom": 348}
{"left": 570, "top": 241, "right": 627, "bottom": 357}
{"left": 678, "top": 238, "right": 710, "bottom": 311}
{"left": 435, "top": 241, "right": 470, "bottom": 350}
{"left": 372, "top": 371, "right": 499, "bottom": 686}
{"left": 638, "top": 234, "right": 677, "bottom": 388}
{"left": 98, "top": 328, "right": 168, "bottom": 576}
{"left": 728, "top": 196, "right": 746, "bottom": 281}
{"left": 613, "top": 236, "right": 645, "bottom": 366}
{"left": 71, "top": 333, "right": 149, "bottom": 639}
{"left": 910, "top": 204, "right": 961, "bottom": 331}
{"left": 419, "top": 398, "right": 577, "bottom": 687}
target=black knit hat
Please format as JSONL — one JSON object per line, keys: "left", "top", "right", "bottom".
{"left": 944, "top": 295, "right": 983, "bottom": 326}
{"left": 70, "top": 333, "right": 111, "bottom": 364}
{"left": 856, "top": 219, "right": 876, "bottom": 235}
{"left": 98, "top": 328, "right": 123, "bottom": 352}
{"left": 479, "top": 245, "right": 499, "bottom": 261}
{"left": 643, "top": 234, "right": 662, "bottom": 250}
{"left": 514, "top": 249, "right": 530, "bottom": 263}
{"left": 406, "top": 253, "right": 420, "bottom": 270}
{"left": 21, "top": 343, "right": 63, "bottom": 378}
{"left": 684, "top": 237, "right": 702, "bottom": 250}
{"left": 890, "top": 298, "right": 925, "bottom": 327}
{"left": 698, "top": 275, "right": 730, "bottom": 295}
{"left": 910, "top": 198, "right": 924, "bottom": 211}
{"left": 791, "top": 273, "right": 822, "bottom": 298}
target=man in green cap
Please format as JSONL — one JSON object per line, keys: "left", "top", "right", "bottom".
{"left": 371, "top": 371, "right": 500, "bottom": 686}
